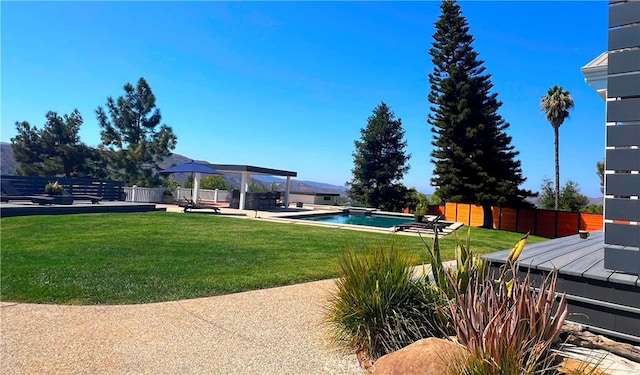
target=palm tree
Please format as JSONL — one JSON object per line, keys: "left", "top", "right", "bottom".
{"left": 541, "top": 86, "right": 575, "bottom": 210}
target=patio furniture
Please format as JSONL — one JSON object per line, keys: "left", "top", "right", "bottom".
{"left": 396, "top": 215, "right": 444, "bottom": 233}
{"left": 1, "top": 180, "right": 55, "bottom": 205}
{"left": 178, "top": 197, "right": 221, "bottom": 213}
{"left": 71, "top": 194, "right": 102, "bottom": 204}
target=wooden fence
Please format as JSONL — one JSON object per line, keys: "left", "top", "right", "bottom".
{"left": 1, "top": 175, "right": 124, "bottom": 201}
{"left": 427, "top": 202, "right": 603, "bottom": 239}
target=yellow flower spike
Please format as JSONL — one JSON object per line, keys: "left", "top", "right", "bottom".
{"left": 506, "top": 279, "right": 514, "bottom": 298}
{"left": 506, "top": 231, "right": 530, "bottom": 264}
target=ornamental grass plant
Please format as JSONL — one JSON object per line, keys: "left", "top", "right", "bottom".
{"left": 325, "top": 244, "right": 448, "bottom": 361}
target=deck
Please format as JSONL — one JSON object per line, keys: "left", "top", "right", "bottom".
{"left": 483, "top": 231, "right": 640, "bottom": 343}
{"left": 0, "top": 201, "right": 162, "bottom": 218}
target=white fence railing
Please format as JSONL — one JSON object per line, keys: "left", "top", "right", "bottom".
{"left": 175, "top": 188, "right": 230, "bottom": 202}
{"left": 123, "top": 187, "right": 164, "bottom": 203}
{"left": 123, "top": 186, "right": 231, "bottom": 203}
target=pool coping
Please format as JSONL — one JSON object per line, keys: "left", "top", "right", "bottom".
{"left": 261, "top": 208, "right": 461, "bottom": 237}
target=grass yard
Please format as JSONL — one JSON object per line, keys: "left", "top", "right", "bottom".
{"left": 1, "top": 212, "right": 546, "bottom": 305}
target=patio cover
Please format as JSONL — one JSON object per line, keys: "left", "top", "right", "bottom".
{"left": 159, "top": 161, "right": 222, "bottom": 204}
{"left": 207, "top": 164, "right": 298, "bottom": 210}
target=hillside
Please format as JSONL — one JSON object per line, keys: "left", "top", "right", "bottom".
{"left": 0, "top": 143, "right": 18, "bottom": 175}
{"left": 0, "top": 142, "right": 347, "bottom": 195}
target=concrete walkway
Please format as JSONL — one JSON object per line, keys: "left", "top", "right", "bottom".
{"left": 1, "top": 280, "right": 363, "bottom": 375}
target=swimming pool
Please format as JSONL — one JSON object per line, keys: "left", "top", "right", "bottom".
{"left": 292, "top": 212, "right": 415, "bottom": 228}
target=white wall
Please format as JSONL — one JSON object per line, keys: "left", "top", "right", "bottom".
{"left": 289, "top": 193, "right": 338, "bottom": 205}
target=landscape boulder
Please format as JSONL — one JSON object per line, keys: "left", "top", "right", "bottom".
{"left": 371, "top": 337, "right": 467, "bottom": 375}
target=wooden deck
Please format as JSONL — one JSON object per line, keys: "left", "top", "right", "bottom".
{"left": 484, "top": 231, "right": 640, "bottom": 343}
{"left": 0, "top": 201, "right": 162, "bottom": 218}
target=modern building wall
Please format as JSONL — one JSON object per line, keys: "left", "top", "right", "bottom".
{"left": 604, "top": 0, "right": 640, "bottom": 274}
{"left": 288, "top": 193, "right": 339, "bottom": 205}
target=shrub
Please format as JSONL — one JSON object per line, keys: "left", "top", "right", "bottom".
{"left": 414, "top": 192, "right": 428, "bottom": 217}
{"left": 161, "top": 177, "right": 180, "bottom": 196}
{"left": 582, "top": 204, "right": 603, "bottom": 214}
{"left": 448, "top": 267, "right": 568, "bottom": 375}
{"left": 422, "top": 227, "right": 488, "bottom": 300}
{"left": 326, "top": 244, "right": 447, "bottom": 361}
{"left": 44, "top": 181, "right": 64, "bottom": 194}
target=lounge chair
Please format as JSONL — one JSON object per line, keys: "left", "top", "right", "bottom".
{"left": 0, "top": 194, "right": 54, "bottom": 205}
{"left": 71, "top": 194, "right": 102, "bottom": 204}
{"left": 178, "top": 197, "right": 221, "bottom": 213}
{"left": 396, "top": 215, "right": 444, "bottom": 233}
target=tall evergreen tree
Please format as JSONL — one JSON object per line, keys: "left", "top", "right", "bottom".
{"left": 428, "top": 0, "right": 534, "bottom": 228}
{"left": 11, "top": 110, "right": 99, "bottom": 177}
{"left": 347, "top": 102, "right": 411, "bottom": 212}
{"left": 428, "top": 0, "right": 534, "bottom": 227}
{"left": 96, "top": 77, "right": 177, "bottom": 187}
{"left": 11, "top": 121, "right": 43, "bottom": 176}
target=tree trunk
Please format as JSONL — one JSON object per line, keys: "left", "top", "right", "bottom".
{"left": 554, "top": 126, "right": 560, "bottom": 211}
{"left": 482, "top": 203, "right": 494, "bottom": 229}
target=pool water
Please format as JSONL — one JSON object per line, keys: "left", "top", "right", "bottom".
{"left": 301, "top": 213, "right": 414, "bottom": 228}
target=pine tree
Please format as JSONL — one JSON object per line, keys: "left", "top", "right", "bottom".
{"left": 11, "top": 110, "right": 99, "bottom": 178}
{"left": 428, "top": 0, "right": 534, "bottom": 227}
{"left": 96, "top": 77, "right": 177, "bottom": 187}
{"left": 539, "top": 179, "right": 589, "bottom": 212}
{"left": 11, "top": 121, "right": 43, "bottom": 176}
{"left": 347, "top": 102, "right": 411, "bottom": 212}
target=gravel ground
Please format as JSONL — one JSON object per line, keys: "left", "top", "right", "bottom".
{"left": 1, "top": 279, "right": 363, "bottom": 375}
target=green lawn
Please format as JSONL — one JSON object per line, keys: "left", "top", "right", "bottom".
{"left": 0, "top": 212, "right": 546, "bottom": 305}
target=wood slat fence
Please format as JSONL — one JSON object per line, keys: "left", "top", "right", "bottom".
{"left": 427, "top": 202, "right": 603, "bottom": 239}
{"left": 1, "top": 175, "right": 124, "bottom": 201}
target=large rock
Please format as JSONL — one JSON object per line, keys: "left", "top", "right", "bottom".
{"left": 371, "top": 338, "right": 467, "bottom": 375}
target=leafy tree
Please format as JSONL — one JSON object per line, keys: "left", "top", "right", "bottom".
{"left": 538, "top": 178, "right": 556, "bottom": 210}
{"left": 162, "top": 177, "right": 180, "bottom": 196}
{"left": 403, "top": 187, "right": 421, "bottom": 212}
{"left": 248, "top": 182, "right": 279, "bottom": 192}
{"left": 596, "top": 160, "right": 604, "bottom": 194}
{"left": 200, "top": 175, "right": 231, "bottom": 190}
{"left": 541, "top": 85, "right": 575, "bottom": 210}
{"left": 183, "top": 174, "right": 231, "bottom": 190}
{"left": 428, "top": 191, "right": 443, "bottom": 206}
{"left": 11, "top": 110, "right": 100, "bottom": 177}
{"left": 560, "top": 180, "right": 589, "bottom": 212}
{"left": 538, "top": 178, "right": 589, "bottom": 212}
{"left": 428, "top": 0, "right": 534, "bottom": 228}
{"left": 583, "top": 205, "right": 603, "bottom": 214}
{"left": 96, "top": 77, "right": 177, "bottom": 187}
{"left": 346, "top": 102, "right": 411, "bottom": 212}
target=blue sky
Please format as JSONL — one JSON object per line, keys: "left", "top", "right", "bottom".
{"left": 1, "top": 1, "right": 608, "bottom": 196}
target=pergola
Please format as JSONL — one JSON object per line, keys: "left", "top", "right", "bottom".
{"left": 208, "top": 164, "right": 298, "bottom": 210}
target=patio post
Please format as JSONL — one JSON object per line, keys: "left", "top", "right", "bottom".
{"left": 239, "top": 171, "right": 249, "bottom": 210}
{"left": 193, "top": 172, "right": 201, "bottom": 203}
{"left": 284, "top": 176, "right": 291, "bottom": 208}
